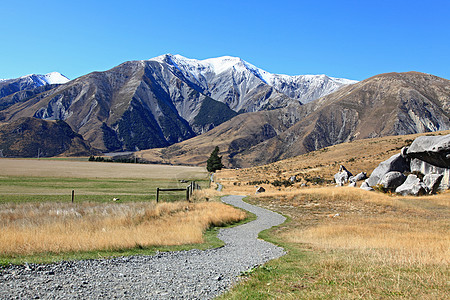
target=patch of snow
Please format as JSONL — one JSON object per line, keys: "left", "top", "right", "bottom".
{"left": 148, "top": 54, "right": 358, "bottom": 105}
{"left": 0, "top": 72, "right": 69, "bottom": 86}
{"left": 42, "top": 72, "right": 70, "bottom": 85}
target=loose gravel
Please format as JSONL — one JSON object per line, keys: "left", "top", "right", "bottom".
{"left": 0, "top": 195, "right": 286, "bottom": 299}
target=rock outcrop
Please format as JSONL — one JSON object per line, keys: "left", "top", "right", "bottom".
{"left": 349, "top": 172, "right": 367, "bottom": 183}
{"left": 363, "top": 133, "right": 450, "bottom": 195}
{"left": 395, "top": 174, "right": 427, "bottom": 196}
{"left": 365, "top": 154, "right": 410, "bottom": 187}
{"left": 379, "top": 171, "right": 407, "bottom": 191}
{"left": 334, "top": 165, "right": 353, "bottom": 186}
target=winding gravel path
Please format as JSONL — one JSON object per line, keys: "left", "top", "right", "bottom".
{"left": 0, "top": 196, "right": 286, "bottom": 299}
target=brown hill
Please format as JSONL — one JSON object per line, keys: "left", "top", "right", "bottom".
{"left": 139, "top": 102, "right": 308, "bottom": 165}
{"left": 216, "top": 130, "right": 450, "bottom": 192}
{"left": 0, "top": 117, "right": 95, "bottom": 158}
{"left": 141, "top": 72, "right": 450, "bottom": 168}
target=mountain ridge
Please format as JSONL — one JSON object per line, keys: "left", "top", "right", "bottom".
{"left": 139, "top": 71, "right": 450, "bottom": 167}
{"left": 0, "top": 54, "right": 356, "bottom": 153}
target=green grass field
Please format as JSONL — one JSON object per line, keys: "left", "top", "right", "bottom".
{"left": 0, "top": 176, "right": 208, "bottom": 203}
{"left": 0, "top": 158, "right": 210, "bottom": 203}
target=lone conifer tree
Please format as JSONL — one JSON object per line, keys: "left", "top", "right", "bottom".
{"left": 207, "top": 146, "right": 224, "bottom": 172}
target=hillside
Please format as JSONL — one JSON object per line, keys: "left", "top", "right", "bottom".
{"left": 236, "top": 72, "right": 450, "bottom": 165}
{"left": 215, "top": 130, "right": 450, "bottom": 192}
{"left": 141, "top": 72, "right": 450, "bottom": 168}
{"left": 0, "top": 117, "right": 95, "bottom": 157}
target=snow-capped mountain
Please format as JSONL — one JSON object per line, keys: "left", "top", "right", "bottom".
{"left": 153, "top": 54, "right": 357, "bottom": 106}
{"left": 153, "top": 54, "right": 292, "bottom": 113}
{"left": 0, "top": 72, "right": 69, "bottom": 98}
{"left": 0, "top": 54, "right": 356, "bottom": 153}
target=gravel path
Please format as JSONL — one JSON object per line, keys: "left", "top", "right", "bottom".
{"left": 0, "top": 195, "right": 286, "bottom": 299}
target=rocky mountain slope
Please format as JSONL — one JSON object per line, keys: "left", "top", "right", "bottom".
{"left": 0, "top": 117, "right": 95, "bottom": 157}
{"left": 0, "top": 55, "right": 355, "bottom": 153}
{"left": 140, "top": 72, "right": 450, "bottom": 168}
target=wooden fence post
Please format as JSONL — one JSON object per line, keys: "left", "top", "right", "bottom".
{"left": 186, "top": 186, "right": 190, "bottom": 202}
{"left": 71, "top": 190, "right": 74, "bottom": 203}
{"left": 156, "top": 187, "right": 160, "bottom": 203}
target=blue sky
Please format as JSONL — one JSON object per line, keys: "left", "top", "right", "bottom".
{"left": 1, "top": 0, "right": 449, "bottom": 81}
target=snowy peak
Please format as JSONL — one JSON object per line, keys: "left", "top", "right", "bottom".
{"left": 150, "top": 54, "right": 357, "bottom": 105}
{"left": 24, "top": 72, "right": 70, "bottom": 86}
{"left": 0, "top": 72, "right": 70, "bottom": 99}
{"left": 40, "top": 72, "right": 70, "bottom": 85}
{"left": 264, "top": 73, "right": 359, "bottom": 104}
{"left": 0, "top": 72, "right": 69, "bottom": 86}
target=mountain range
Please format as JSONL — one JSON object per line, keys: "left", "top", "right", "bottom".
{"left": 0, "top": 55, "right": 448, "bottom": 165}
{"left": 140, "top": 71, "right": 450, "bottom": 167}
{"left": 0, "top": 54, "right": 356, "bottom": 155}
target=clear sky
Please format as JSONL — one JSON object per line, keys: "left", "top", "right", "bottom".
{"left": 1, "top": 0, "right": 449, "bottom": 81}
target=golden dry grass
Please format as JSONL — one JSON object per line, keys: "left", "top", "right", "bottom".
{"left": 0, "top": 200, "right": 246, "bottom": 256}
{"left": 252, "top": 187, "right": 449, "bottom": 266}
{"left": 217, "top": 130, "right": 450, "bottom": 189}
{"left": 216, "top": 132, "right": 449, "bottom": 298}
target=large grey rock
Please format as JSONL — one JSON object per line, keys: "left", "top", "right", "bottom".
{"left": 423, "top": 173, "right": 444, "bottom": 194}
{"left": 366, "top": 154, "right": 410, "bottom": 187}
{"left": 360, "top": 181, "right": 374, "bottom": 191}
{"left": 395, "top": 174, "right": 427, "bottom": 196}
{"left": 379, "top": 171, "right": 407, "bottom": 190}
{"left": 349, "top": 172, "right": 367, "bottom": 183}
{"left": 334, "top": 165, "right": 353, "bottom": 186}
{"left": 406, "top": 134, "right": 450, "bottom": 168}
{"left": 410, "top": 158, "right": 449, "bottom": 190}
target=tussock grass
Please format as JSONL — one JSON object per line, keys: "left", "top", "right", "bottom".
{"left": 291, "top": 216, "right": 449, "bottom": 265}
{"left": 218, "top": 132, "right": 450, "bottom": 298}
{"left": 0, "top": 201, "right": 246, "bottom": 257}
{"left": 257, "top": 187, "right": 449, "bottom": 265}
{"left": 220, "top": 187, "right": 449, "bottom": 299}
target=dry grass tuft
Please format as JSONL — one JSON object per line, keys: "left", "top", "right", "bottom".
{"left": 252, "top": 187, "right": 449, "bottom": 266}
{"left": 189, "top": 188, "right": 223, "bottom": 203}
{"left": 0, "top": 201, "right": 246, "bottom": 256}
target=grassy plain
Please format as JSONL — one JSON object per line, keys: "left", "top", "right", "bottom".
{"left": 217, "top": 131, "right": 450, "bottom": 299}
{"left": 0, "top": 158, "right": 208, "bottom": 203}
{"left": 0, "top": 159, "right": 249, "bottom": 264}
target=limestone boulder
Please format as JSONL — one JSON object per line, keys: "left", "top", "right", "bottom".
{"left": 366, "top": 154, "right": 410, "bottom": 187}
{"left": 378, "top": 171, "right": 407, "bottom": 190}
{"left": 349, "top": 172, "right": 367, "bottom": 183}
{"left": 334, "top": 165, "right": 353, "bottom": 186}
{"left": 423, "top": 173, "right": 443, "bottom": 194}
{"left": 256, "top": 186, "right": 266, "bottom": 193}
{"left": 410, "top": 158, "right": 449, "bottom": 190}
{"left": 360, "top": 181, "right": 374, "bottom": 191}
{"left": 406, "top": 134, "right": 450, "bottom": 168}
{"left": 395, "top": 174, "right": 427, "bottom": 196}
